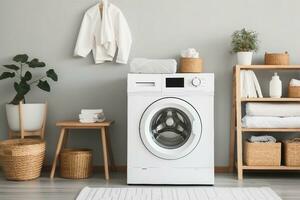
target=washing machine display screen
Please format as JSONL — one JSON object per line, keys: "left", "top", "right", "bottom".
{"left": 166, "top": 78, "right": 184, "bottom": 87}
{"left": 150, "top": 107, "right": 192, "bottom": 149}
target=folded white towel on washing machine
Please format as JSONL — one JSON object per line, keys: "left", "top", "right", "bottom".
{"left": 130, "top": 58, "right": 177, "bottom": 74}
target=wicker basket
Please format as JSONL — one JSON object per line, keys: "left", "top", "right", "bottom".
{"left": 244, "top": 141, "right": 281, "bottom": 166}
{"left": 179, "top": 58, "right": 203, "bottom": 73}
{"left": 60, "top": 148, "right": 92, "bottom": 179}
{"left": 283, "top": 138, "right": 300, "bottom": 166}
{"left": 264, "top": 52, "right": 289, "bottom": 65}
{"left": 0, "top": 139, "right": 45, "bottom": 181}
{"left": 288, "top": 86, "right": 300, "bottom": 98}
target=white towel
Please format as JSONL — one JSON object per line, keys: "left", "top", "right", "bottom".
{"left": 240, "top": 70, "right": 263, "bottom": 98}
{"left": 242, "top": 115, "right": 300, "bottom": 128}
{"left": 290, "top": 79, "right": 300, "bottom": 86}
{"left": 79, "top": 109, "right": 105, "bottom": 123}
{"left": 248, "top": 135, "right": 276, "bottom": 143}
{"left": 246, "top": 103, "right": 300, "bottom": 117}
{"left": 130, "top": 58, "right": 177, "bottom": 74}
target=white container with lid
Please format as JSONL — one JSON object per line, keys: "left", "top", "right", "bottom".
{"left": 269, "top": 72, "right": 282, "bottom": 98}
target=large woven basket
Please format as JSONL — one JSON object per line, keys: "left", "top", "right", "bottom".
{"left": 0, "top": 139, "right": 45, "bottom": 181}
{"left": 264, "top": 52, "right": 289, "bottom": 65}
{"left": 60, "top": 148, "right": 92, "bottom": 179}
{"left": 179, "top": 58, "right": 203, "bottom": 73}
{"left": 283, "top": 138, "right": 300, "bottom": 166}
{"left": 288, "top": 86, "right": 300, "bottom": 98}
{"left": 244, "top": 141, "right": 281, "bottom": 166}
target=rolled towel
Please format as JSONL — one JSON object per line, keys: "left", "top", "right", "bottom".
{"left": 248, "top": 135, "right": 276, "bottom": 143}
{"left": 246, "top": 103, "right": 300, "bottom": 117}
{"left": 130, "top": 58, "right": 177, "bottom": 74}
{"left": 290, "top": 79, "right": 300, "bottom": 86}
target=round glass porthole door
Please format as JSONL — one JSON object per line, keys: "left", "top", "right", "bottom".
{"left": 139, "top": 98, "right": 202, "bottom": 160}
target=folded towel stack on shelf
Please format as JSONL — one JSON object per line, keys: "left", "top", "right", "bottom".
{"left": 248, "top": 135, "right": 276, "bottom": 143}
{"left": 79, "top": 109, "right": 106, "bottom": 123}
{"left": 242, "top": 103, "right": 300, "bottom": 128}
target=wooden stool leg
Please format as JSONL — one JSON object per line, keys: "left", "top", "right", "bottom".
{"left": 105, "top": 127, "right": 115, "bottom": 171}
{"left": 62, "top": 129, "right": 69, "bottom": 147}
{"left": 50, "top": 128, "right": 66, "bottom": 178}
{"left": 8, "top": 129, "right": 13, "bottom": 139}
{"left": 100, "top": 127, "right": 109, "bottom": 180}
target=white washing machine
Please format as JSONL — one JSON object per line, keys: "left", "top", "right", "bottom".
{"left": 127, "top": 73, "right": 214, "bottom": 185}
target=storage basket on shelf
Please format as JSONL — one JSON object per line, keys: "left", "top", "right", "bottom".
{"left": 60, "top": 148, "right": 92, "bottom": 179}
{"left": 0, "top": 139, "right": 45, "bottom": 181}
{"left": 179, "top": 58, "right": 203, "bottom": 73}
{"left": 283, "top": 138, "right": 300, "bottom": 166}
{"left": 288, "top": 85, "right": 300, "bottom": 98}
{"left": 244, "top": 141, "right": 281, "bottom": 166}
{"left": 264, "top": 52, "right": 289, "bottom": 65}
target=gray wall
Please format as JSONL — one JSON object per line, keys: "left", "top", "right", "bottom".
{"left": 0, "top": 0, "right": 300, "bottom": 167}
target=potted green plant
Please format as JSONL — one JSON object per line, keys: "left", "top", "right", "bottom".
{"left": 231, "top": 28, "right": 259, "bottom": 65}
{"left": 0, "top": 54, "right": 58, "bottom": 132}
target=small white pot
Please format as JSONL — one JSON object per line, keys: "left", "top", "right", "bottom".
{"left": 6, "top": 103, "right": 46, "bottom": 132}
{"left": 237, "top": 51, "right": 253, "bottom": 65}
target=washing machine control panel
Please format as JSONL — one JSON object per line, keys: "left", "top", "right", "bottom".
{"left": 191, "top": 77, "right": 201, "bottom": 87}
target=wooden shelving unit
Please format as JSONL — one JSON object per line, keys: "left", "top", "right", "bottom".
{"left": 229, "top": 65, "right": 300, "bottom": 180}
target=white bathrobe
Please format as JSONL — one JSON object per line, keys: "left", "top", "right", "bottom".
{"left": 74, "top": 2, "right": 132, "bottom": 64}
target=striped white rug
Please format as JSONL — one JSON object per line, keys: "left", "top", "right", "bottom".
{"left": 76, "top": 186, "right": 281, "bottom": 200}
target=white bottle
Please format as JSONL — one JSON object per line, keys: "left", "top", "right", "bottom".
{"left": 269, "top": 72, "right": 282, "bottom": 98}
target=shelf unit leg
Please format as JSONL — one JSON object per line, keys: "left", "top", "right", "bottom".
{"left": 235, "top": 67, "right": 244, "bottom": 180}
{"left": 229, "top": 68, "right": 237, "bottom": 173}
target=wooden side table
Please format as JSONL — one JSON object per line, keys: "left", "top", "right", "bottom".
{"left": 50, "top": 120, "right": 114, "bottom": 180}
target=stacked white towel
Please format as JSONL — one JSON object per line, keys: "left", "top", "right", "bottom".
{"left": 79, "top": 109, "right": 106, "bottom": 123}
{"left": 130, "top": 58, "right": 177, "bottom": 74}
{"left": 240, "top": 70, "right": 263, "bottom": 98}
{"left": 290, "top": 78, "right": 300, "bottom": 86}
{"left": 249, "top": 135, "right": 276, "bottom": 143}
{"left": 181, "top": 48, "right": 200, "bottom": 58}
{"left": 242, "top": 103, "right": 300, "bottom": 128}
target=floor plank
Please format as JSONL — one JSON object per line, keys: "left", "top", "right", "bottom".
{"left": 0, "top": 172, "right": 299, "bottom": 200}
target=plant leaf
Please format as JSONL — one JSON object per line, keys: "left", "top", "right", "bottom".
{"left": 37, "top": 80, "right": 50, "bottom": 92}
{"left": 23, "top": 71, "right": 32, "bottom": 81}
{"left": 28, "top": 58, "right": 46, "bottom": 68}
{"left": 14, "top": 80, "right": 30, "bottom": 95}
{"left": 46, "top": 69, "right": 58, "bottom": 81}
{"left": 13, "top": 54, "right": 29, "bottom": 63}
{"left": 3, "top": 64, "right": 20, "bottom": 71}
{"left": 0, "top": 72, "right": 15, "bottom": 80}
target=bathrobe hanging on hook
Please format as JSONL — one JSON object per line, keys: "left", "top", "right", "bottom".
{"left": 74, "top": 0, "right": 132, "bottom": 64}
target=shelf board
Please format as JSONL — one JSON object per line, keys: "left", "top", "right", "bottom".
{"left": 241, "top": 98, "right": 300, "bottom": 102}
{"left": 236, "top": 65, "right": 300, "bottom": 70}
{"left": 243, "top": 165, "right": 300, "bottom": 170}
{"left": 242, "top": 128, "right": 300, "bottom": 132}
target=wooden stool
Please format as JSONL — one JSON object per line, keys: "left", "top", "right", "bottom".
{"left": 50, "top": 120, "right": 115, "bottom": 180}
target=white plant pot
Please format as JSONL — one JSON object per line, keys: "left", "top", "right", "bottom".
{"left": 6, "top": 103, "right": 46, "bottom": 132}
{"left": 237, "top": 52, "right": 253, "bottom": 65}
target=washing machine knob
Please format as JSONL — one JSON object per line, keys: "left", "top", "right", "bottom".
{"left": 192, "top": 77, "right": 201, "bottom": 87}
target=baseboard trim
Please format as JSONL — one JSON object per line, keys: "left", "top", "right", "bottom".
{"left": 43, "top": 165, "right": 230, "bottom": 173}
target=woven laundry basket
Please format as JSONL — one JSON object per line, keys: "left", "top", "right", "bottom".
{"left": 288, "top": 86, "right": 300, "bottom": 98}
{"left": 244, "top": 141, "right": 281, "bottom": 166}
{"left": 283, "top": 138, "right": 300, "bottom": 166}
{"left": 60, "top": 148, "right": 92, "bottom": 179}
{"left": 264, "top": 52, "right": 289, "bottom": 65}
{"left": 0, "top": 139, "right": 45, "bottom": 181}
{"left": 179, "top": 58, "right": 203, "bottom": 73}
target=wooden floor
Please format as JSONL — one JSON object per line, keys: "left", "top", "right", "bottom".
{"left": 0, "top": 172, "right": 299, "bottom": 200}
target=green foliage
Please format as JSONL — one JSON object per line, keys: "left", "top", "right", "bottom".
{"left": 231, "top": 28, "right": 259, "bottom": 53}
{"left": 1, "top": 54, "right": 58, "bottom": 105}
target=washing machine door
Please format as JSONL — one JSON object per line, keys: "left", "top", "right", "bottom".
{"left": 139, "top": 97, "right": 202, "bottom": 160}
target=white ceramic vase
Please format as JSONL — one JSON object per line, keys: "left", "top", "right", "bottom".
{"left": 6, "top": 103, "right": 46, "bottom": 132}
{"left": 237, "top": 52, "right": 253, "bottom": 65}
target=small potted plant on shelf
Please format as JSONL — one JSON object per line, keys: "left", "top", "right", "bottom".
{"left": 0, "top": 54, "right": 58, "bottom": 132}
{"left": 231, "top": 28, "right": 259, "bottom": 65}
